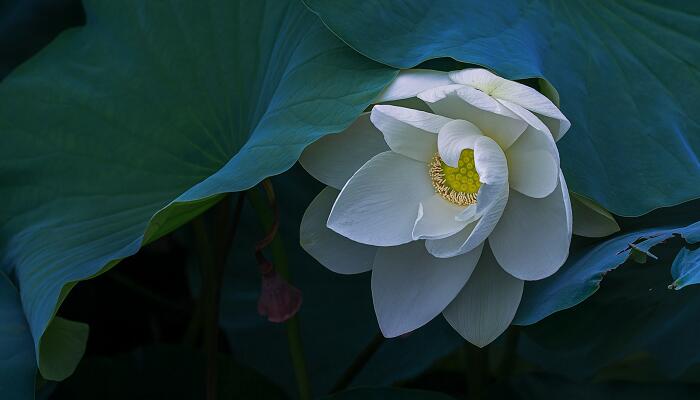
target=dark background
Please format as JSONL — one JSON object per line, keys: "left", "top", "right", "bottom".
{"left": 3, "top": 1, "right": 700, "bottom": 399}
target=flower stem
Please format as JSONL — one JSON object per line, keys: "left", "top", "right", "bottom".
{"left": 193, "top": 193, "right": 245, "bottom": 400}
{"left": 331, "top": 332, "right": 385, "bottom": 393}
{"left": 495, "top": 326, "right": 519, "bottom": 378}
{"left": 465, "top": 344, "right": 489, "bottom": 400}
{"left": 247, "top": 183, "right": 312, "bottom": 400}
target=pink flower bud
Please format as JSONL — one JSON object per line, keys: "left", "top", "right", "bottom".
{"left": 257, "top": 268, "right": 302, "bottom": 323}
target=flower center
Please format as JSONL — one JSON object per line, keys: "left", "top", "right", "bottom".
{"left": 428, "top": 150, "right": 481, "bottom": 206}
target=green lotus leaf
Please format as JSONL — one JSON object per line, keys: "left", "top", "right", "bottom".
{"left": 518, "top": 238, "right": 700, "bottom": 380}
{"left": 0, "top": 271, "right": 35, "bottom": 399}
{"left": 515, "top": 220, "right": 700, "bottom": 325}
{"left": 0, "top": 0, "right": 395, "bottom": 380}
{"left": 305, "top": 0, "right": 700, "bottom": 216}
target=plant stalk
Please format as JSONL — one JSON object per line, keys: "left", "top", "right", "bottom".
{"left": 465, "top": 344, "right": 489, "bottom": 400}
{"left": 193, "top": 193, "right": 245, "bottom": 400}
{"left": 248, "top": 183, "right": 312, "bottom": 400}
{"left": 331, "top": 332, "right": 385, "bottom": 393}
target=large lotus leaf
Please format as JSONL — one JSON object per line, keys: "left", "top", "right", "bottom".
{"left": 0, "top": 0, "right": 395, "bottom": 380}
{"left": 517, "top": 242, "right": 700, "bottom": 380}
{"left": 218, "top": 166, "right": 464, "bottom": 396}
{"left": 0, "top": 271, "right": 35, "bottom": 400}
{"left": 305, "top": 0, "right": 700, "bottom": 216}
{"left": 515, "top": 220, "right": 700, "bottom": 325}
{"left": 512, "top": 199, "right": 700, "bottom": 378}
{"left": 38, "top": 316, "right": 89, "bottom": 381}
{"left": 0, "top": 0, "right": 84, "bottom": 79}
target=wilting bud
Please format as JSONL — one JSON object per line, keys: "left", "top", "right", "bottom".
{"left": 257, "top": 261, "right": 302, "bottom": 323}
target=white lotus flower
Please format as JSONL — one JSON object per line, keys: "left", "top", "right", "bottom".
{"left": 299, "top": 68, "right": 618, "bottom": 347}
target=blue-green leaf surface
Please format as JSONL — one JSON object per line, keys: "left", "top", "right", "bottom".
{"left": 517, "top": 244, "right": 700, "bottom": 380}
{"left": 670, "top": 247, "right": 700, "bottom": 290}
{"left": 0, "top": 0, "right": 395, "bottom": 379}
{"left": 305, "top": 0, "right": 700, "bottom": 216}
{"left": 0, "top": 271, "right": 35, "bottom": 400}
{"left": 512, "top": 210, "right": 700, "bottom": 378}
{"left": 38, "top": 317, "right": 89, "bottom": 381}
{"left": 515, "top": 221, "right": 700, "bottom": 325}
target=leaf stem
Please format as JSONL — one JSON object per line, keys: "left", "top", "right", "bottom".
{"left": 465, "top": 344, "right": 489, "bottom": 400}
{"left": 193, "top": 193, "right": 245, "bottom": 400}
{"left": 248, "top": 183, "right": 312, "bottom": 400}
{"left": 331, "top": 332, "right": 385, "bottom": 393}
{"left": 495, "top": 326, "right": 519, "bottom": 378}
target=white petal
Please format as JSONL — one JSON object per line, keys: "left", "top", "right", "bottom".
{"left": 375, "top": 69, "right": 452, "bottom": 102}
{"left": 448, "top": 68, "right": 504, "bottom": 92}
{"left": 300, "top": 113, "right": 388, "bottom": 189}
{"left": 490, "top": 80, "right": 570, "bottom": 141}
{"left": 300, "top": 187, "right": 377, "bottom": 274}
{"left": 426, "top": 183, "right": 509, "bottom": 258}
{"left": 370, "top": 105, "right": 451, "bottom": 162}
{"left": 418, "top": 85, "right": 527, "bottom": 149}
{"left": 373, "top": 241, "right": 484, "bottom": 337}
{"left": 561, "top": 171, "right": 573, "bottom": 238}
{"left": 449, "top": 68, "right": 570, "bottom": 141}
{"left": 498, "top": 99, "right": 552, "bottom": 139}
{"left": 474, "top": 136, "right": 508, "bottom": 186}
{"left": 328, "top": 151, "right": 434, "bottom": 246}
{"left": 416, "top": 83, "right": 466, "bottom": 103}
{"left": 437, "top": 119, "right": 483, "bottom": 167}
{"left": 489, "top": 172, "right": 572, "bottom": 281}
{"left": 412, "top": 194, "right": 470, "bottom": 240}
{"left": 571, "top": 194, "right": 620, "bottom": 238}
{"left": 456, "top": 204, "right": 478, "bottom": 223}
{"left": 443, "top": 243, "right": 523, "bottom": 347}
{"left": 426, "top": 223, "right": 476, "bottom": 258}
{"left": 505, "top": 126, "right": 559, "bottom": 198}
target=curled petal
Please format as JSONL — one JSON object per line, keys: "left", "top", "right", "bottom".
{"left": 449, "top": 68, "right": 570, "bottom": 140}
{"left": 474, "top": 136, "right": 508, "bottom": 186}
{"left": 437, "top": 119, "right": 483, "bottom": 167}
{"left": 419, "top": 84, "right": 527, "bottom": 149}
{"left": 492, "top": 81, "right": 570, "bottom": 141}
{"left": 412, "top": 194, "right": 470, "bottom": 240}
{"left": 426, "top": 183, "right": 509, "bottom": 258}
{"left": 498, "top": 99, "right": 552, "bottom": 140}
